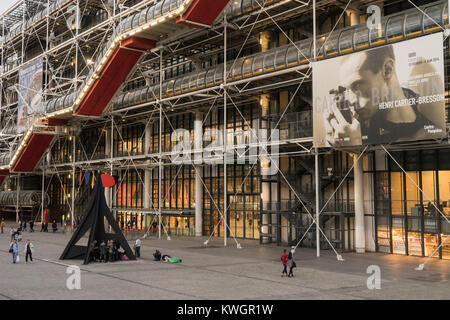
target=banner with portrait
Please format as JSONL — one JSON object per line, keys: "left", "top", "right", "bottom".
{"left": 17, "top": 58, "right": 43, "bottom": 133}
{"left": 313, "top": 32, "right": 446, "bottom": 147}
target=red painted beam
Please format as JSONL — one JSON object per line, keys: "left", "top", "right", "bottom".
{"left": 121, "top": 37, "right": 157, "bottom": 51}
{"left": 0, "top": 169, "right": 9, "bottom": 186}
{"left": 177, "top": 0, "right": 231, "bottom": 27}
{"left": 11, "top": 134, "right": 54, "bottom": 173}
{"left": 75, "top": 37, "right": 156, "bottom": 117}
{"left": 40, "top": 118, "right": 69, "bottom": 126}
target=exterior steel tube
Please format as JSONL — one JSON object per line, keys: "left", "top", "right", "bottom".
{"left": 354, "top": 154, "right": 366, "bottom": 253}
{"left": 194, "top": 111, "right": 203, "bottom": 237}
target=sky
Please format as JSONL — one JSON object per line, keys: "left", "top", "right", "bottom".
{"left": 0, "top": 0, "right": 19, "bottom": 16}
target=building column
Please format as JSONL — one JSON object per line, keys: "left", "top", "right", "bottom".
{"left": 349, "top": 10, "right": 360, "bottom": 26}
{"left": 354, "top": 154, "right": 366, "bottom": 253}
{"left": 105, "top": 129, "right": 111, "bottom": 208}
{"left": 260, "top": 31, "right": 271, "bottom": 52}
{"left": 145, "top": 119, "right": 151, "bottom": 155}
{"left": 194, "top": 111, "right": 203, "bottom": 236}
{"left": 260, "top": 95, "right": 271, "bottom": 242}
{"left": 144, "top": 168, "right": 151, "bottom": 230}
{"left": 16, "top": 174, "right": 20, "bottom": 223}
{"left": 144, "top": 120, "right": 152, "bottom": 230}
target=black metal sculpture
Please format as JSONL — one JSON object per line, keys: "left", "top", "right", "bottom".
{"left": 60, "top": 173, "right": 136, "bottom": 264}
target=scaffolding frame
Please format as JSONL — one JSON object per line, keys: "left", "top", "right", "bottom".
{"left": 0, "top": 0, "right": 448, "bottom": 264}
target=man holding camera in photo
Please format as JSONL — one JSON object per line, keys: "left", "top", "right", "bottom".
{"left": 324, "top": 45, "right": 443, "bottom": 147}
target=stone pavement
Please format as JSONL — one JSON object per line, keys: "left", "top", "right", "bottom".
{"left": 0, "top": 222, "right": 448, "bottom": 300}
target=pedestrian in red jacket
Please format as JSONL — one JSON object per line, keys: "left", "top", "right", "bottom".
{"left": 281, "top": 249, "right": 288, "bottom": 277}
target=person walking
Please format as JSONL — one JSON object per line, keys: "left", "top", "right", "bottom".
{"left": 281, "top": 249, "right": 288, "bottom": 277}
{"left": 0, "top": 218, "right": 4, "bottom": 234}
{"left": 287, "top": 252, "right": 296, "bottom": 277}
{"left": 29, "top": 220, "right": 34, "bottom": 233}
{"left": 24, "top": 239, "right": 34, "bottom": 264}
{"left": 10, "top": 239, "right": 19, "bottom": 264}
{"left": 107, "top": 240, "right": 114, "bottom": 262}
{"left": 23, "top": 221, "right": 27, "bottom": 232}
{"left": 134, "top": 238, "right": 141, "bottom": 258}
{"left": 99, "top": 241, "right": 107, "bottom": 262}
{"left": 10, "top": 228, "right": 15, "bottom": 242}
{"left": 52, "top": 220, "right": 57, "bottom": 233}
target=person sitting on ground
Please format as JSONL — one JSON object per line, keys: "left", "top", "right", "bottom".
{"left": 161, "top": 254, "right": 171, "bottom": 262}
{"left": 89, "top": 240, "right": 97, "bottom": 262}
{"left": 107, "top": 240, "right": 114, "bottom": 262}
{"left": 113, "top": 241, "right": 119, "bottom": 261}
{"left": 93, "top": 241, "right": 100, "bottom": 261}
{"left": 153, "top": 250, "right": 162, "bottom": 261}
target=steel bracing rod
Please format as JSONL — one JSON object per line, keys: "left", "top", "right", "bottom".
{"left": 223, "top": 14, "right": 228, "bottom": 247}
{"left": 111, "top": 117, "right": 171, "bottom": 239}
{"left": 381, "top": 145, "right": 450, "bottom": 267}
{"left": 222, "top": 83, "right": 340, "bottom": 253}
{"left": 419, "top": 235, "right": 450, "bottom": 268}
{"left": 313, "top": 0, "right": 318, "bottom": 257}
{"left": 71, "top": 133, "right": 75, "bottom": 228}
{"left": 73, "top": 120, "right": 108, "bottom": 165}
{"left": 316, "top": 0, "right": 353, "bottom": 56}
{"left": 319, "top": 147, "right": 368, "bottom": 216}
{"left": 292, "top": 146, "right": 368, "bottom": 254}
{"left": 83, "top": 123, "right": 109, "bottom": 163}
{"left": 16, "top": 174, "right": 19, "bottom": 223}
{"left": 268, "top": 67, "right": 311, "bottom": 142}
{"left": 153, "top": 91, "right": 238, "bottom": 242}
{"left": 254, "top": 0, "right": 311, "bottom": 63}
{"left": 50, "top": 162, "right": 74, "bottom": 214}
{"left": 41, "top": 150, "right": 46, "bottom": 223}
{"left": 315, "top": 147, "right": 319, "bottom": 257}
{"left": 201, "top": 134, "right": 262, "bottom": 247}
{"left": 225, "top": 0, "right": 265, "bottom": 81}
{"left": 110, "top": 114, "right": 113, "bottom": 208}
{"left": 272, "top": 153, "right": 343, "bottom": 258}
{"left": 159, "top": 47, "right": 162, "bottom": 240}
{"left": 234, "top": 0, "right": 298, "bottom": 30}
{"left": 407, "top": 0, "right": 446, "bottom": 32}
{"left": 192, "top": 163, "right": 243, "bottom": 248}
{"left": 0, "top": 0, "right": 157, "bottom": 79}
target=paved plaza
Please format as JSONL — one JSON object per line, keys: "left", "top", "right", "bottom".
{"left": 0, "top": 222, "right": 448, "bottom": 300}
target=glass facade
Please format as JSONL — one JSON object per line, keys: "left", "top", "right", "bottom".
{"left": 373, "top": 149, "right": 450, "bottom": 260}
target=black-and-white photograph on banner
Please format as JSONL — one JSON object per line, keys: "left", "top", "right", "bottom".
{"left": 313, "top": 32, "right": 446, "bottom": 148}
{"left": 17, "top": 58, "right": 43, "bottom": 133}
